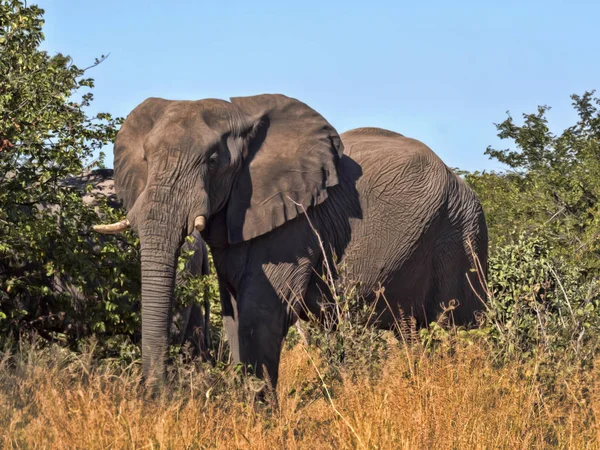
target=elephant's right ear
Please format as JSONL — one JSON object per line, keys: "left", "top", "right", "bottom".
{"left": 113, "top": 98, "right": 172, "bottom": 210}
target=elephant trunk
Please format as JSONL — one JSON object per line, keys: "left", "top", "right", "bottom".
{"left": 138, "top": 221, "right": 184, "bottom": 383}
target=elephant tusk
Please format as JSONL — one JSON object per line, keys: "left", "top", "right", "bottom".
{"left": 194, "top": 216, "right": 206, "bottom": 232}
{"left": 92, "top": 219, "right": 131, "bottom": 234}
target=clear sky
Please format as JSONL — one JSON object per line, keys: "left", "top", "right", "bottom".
{"left": 35, "top": 0, "right": 600, "bottom": 172}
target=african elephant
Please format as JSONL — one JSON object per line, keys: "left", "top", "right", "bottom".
{"left": 94, "top": 94, "right": 488, "bottom": 387}
{"left": 62, "top": 169, "right": 212, "bottom": 358}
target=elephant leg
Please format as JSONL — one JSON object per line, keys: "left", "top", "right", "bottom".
{"left": 172, "top": 230, "right": 212, "bottom": 360}
{"left": 432, "top": 231, "right": 485, "bottom": 327}
{"left": 179, "top": 302, "right": 209, "bottom": 359}
{"left": 236, "top": 280, "right": 292, "bottom": 390}
{"left": 222, "top": 298, "right": 240, "bottom": 364}
{"left": 218, "top": 274, "right": 241, "bottom": 364}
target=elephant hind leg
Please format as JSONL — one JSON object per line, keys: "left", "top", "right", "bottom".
{"left": 431, "top": 229, "right": 487, "bottom": 328}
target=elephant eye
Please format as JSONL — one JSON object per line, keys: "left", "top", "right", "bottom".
{"left": 208, "top": 153, "right": 218, "bottom": 169}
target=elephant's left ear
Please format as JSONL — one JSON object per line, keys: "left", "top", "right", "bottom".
{"left": 226, "top": 94, "right": 343, "bottom": 244}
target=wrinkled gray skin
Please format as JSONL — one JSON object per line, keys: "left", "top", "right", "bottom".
{"left": 106, "top": 94, "right": 488, "bottom": 386}
{"left": 61, "top": 169, "right": 211, "bottom": 357}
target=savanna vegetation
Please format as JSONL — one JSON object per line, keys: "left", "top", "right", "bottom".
{"left": 2, "top": 1, "right": 600, "bottom": 448}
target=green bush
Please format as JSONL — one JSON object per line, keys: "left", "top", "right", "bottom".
{"left": 457, "top": 90, "right": 600, "bottom": 370}
{"left": 484, "top": 233, "right": 600, "bottom": 366}
{"left": 0, "top": 1, "right": 219, "bottom": 360}
{"left": 0, "top": 0, "right": 131, "bottom": 350}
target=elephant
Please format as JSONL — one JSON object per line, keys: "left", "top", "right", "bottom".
{"left": 61, "top": 169, "right": 212, "bottom": 358}
{"left": 94, "top": 94, "right": 488, "bottom": 387}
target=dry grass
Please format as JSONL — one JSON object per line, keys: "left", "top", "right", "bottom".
{"left": 1, "top": 337, "right": 599, "bottom": 450}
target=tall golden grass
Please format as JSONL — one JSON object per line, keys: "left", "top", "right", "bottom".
{"left": 1, "top": 336, "right": 598, "bottom": 449}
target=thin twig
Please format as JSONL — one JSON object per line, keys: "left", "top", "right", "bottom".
{"left": 547, "top": 264, "right": 576, "bottom": 324}
{"left": 81, "top": 53, "right": 111, "bottom": 73}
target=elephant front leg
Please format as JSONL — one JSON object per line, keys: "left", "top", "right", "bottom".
{"left": 219, "top": 277, "right": 241, "bottom": 364}
{"left": 236, "top": 284, "right": 291, "bottom": 390}
{"left": 177, "top": 303, "right": 209, "bottom": 360}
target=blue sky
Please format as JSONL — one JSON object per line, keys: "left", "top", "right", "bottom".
{"left": 36, "top": 0, "right": 599, "bottom": 171}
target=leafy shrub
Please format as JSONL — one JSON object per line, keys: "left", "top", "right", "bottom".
{"left": 485, "top": 233, "right": 600, "bottom": 365}
{"left": 0, "top": 0, "right": 134, "bottom": 351}
{"left": 456, "top": 90, "right": 600, "bottom": 374}
{"left": 0, "top": 2, "right": 219, "bottom": 360}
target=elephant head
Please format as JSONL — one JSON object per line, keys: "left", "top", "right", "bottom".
{"left": 94, "top": 94, "right": 343, "bottom": 381}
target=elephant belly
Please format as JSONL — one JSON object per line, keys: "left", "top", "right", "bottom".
{"left": 339, "top": 212, "right": 441, "bottom": 328}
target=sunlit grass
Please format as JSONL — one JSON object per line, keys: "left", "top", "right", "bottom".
{"left": 1, "top": 335, "right": 598, "bottom": 449}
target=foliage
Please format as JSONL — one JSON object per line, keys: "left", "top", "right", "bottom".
{"left": 464, "top": 91, "right": 600, "bottom": 269}
{"left": 0, "top": 0, "right": 125, "bottom": 348}
{"left": 433, "top": 91, "right": 600, "bottom": 386}
{"left": 484, "top": 233, "right": 600, "bottom": 366}
{"left": 301, "top": 278, "right": 389, "bottom": 385}
{"left": 417, "top": 232, "right": 600, "bottom": 376}
{"left": 0, "top": 1, "right": 219, "bottom": 358}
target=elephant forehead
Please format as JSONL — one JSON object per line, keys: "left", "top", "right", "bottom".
{"left": 167, "top": 99, "right": 233, "bottom": 127}
{"left": 147, "top": 118, "right": 216, "bottom": 153}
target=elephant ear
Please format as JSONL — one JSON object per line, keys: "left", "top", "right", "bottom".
{"left": 113, "top": 97, "right": 172, "bottom": 210}
{"left": 226, "top": 94, "right": 343, "bottom": 244}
